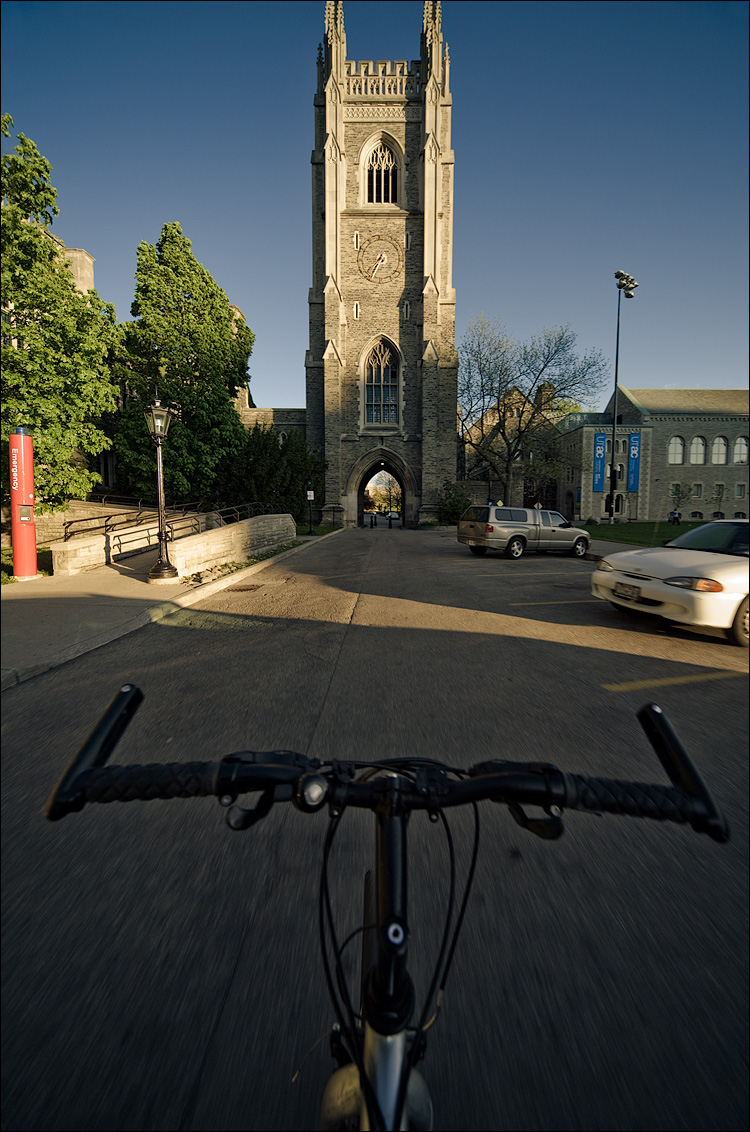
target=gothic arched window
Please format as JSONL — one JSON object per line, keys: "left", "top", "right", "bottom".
{"left": 367, "top": 142, "right": 398, "bottom": 204}
{"left": 365, "top": 341, "right": 399, "bottom": 425}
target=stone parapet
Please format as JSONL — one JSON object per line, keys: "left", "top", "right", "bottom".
{"left": 48, "top": 514, "right": 295, "bottom": 578}
{"left": 168, "top": 514, "right": 296, "bottom": 577}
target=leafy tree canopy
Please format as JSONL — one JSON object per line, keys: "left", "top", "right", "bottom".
{"left": 230, "top": 426, "right": 325, "bottom": 522}
{"left": 458, "top": 314, "right": 608, "bottom": 502}
{"left": 1, "top": 115, "right": 119, "bottom": 511}
{"left": 115, "top": 222, "right": 255, "bottom": 502}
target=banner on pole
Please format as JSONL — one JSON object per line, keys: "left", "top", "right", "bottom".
{"left": 593, "top": 433, "right": 606, "bottom": 492}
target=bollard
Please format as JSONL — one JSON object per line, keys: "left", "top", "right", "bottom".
{"left": 9, "top": 428, "right": 39, "bottom": 580}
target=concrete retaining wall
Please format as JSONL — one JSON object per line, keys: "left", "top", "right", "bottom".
{"left": 168, "top": 513, "right": 296, "bottom": 576}
{"left": 49, "top": 513, "right": 295, "bottom": 577}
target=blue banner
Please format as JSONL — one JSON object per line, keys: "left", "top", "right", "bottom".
{"left": 627, "top": 433, "right": 641, "bottom": 492}
{"left": 593, "top": 433, "right": 606, "bottom": 492}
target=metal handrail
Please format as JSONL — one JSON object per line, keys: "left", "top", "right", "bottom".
{"left": 64, "top": 501, "right": 286, "bottom": 542}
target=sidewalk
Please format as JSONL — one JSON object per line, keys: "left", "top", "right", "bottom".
{"left": 0, "top": 533, "right": 632, "bottom": 692}
{"left": 0, "top": 537, "right": 331, "bottom": 691}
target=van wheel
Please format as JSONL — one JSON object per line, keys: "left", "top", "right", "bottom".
{"left": 569, "top": 538, "right": 588, "bottom": 558}
{"left": 504, "top": 537, "right": 525, "bottom": 560}
{"left": 469, "top": 546, "right": 487, "bottom": 556}
{"left": 725, "top": 597, "right": 749, "bottom": 647}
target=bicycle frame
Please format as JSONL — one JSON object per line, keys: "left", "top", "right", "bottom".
{"left": 320, "top": 775, "right": 433, "bottom": 1130}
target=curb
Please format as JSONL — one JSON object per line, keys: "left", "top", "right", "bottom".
{"left": 0, "top": 529, "right": 345, "bottom": 691}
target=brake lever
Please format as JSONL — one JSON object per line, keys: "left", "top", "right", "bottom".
{"left": 507, "top": 802, "right": 564, "bottom": 840}
{"left": 222, "top": 788, "right": 277, "bottom": 830}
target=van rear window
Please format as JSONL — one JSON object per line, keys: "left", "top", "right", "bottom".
{"left": 462, "top": 506, "right": 489, "bottom": 521}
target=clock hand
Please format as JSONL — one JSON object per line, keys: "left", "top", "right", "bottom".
{"left": 369, "top": 252, "right": 387, "bottom": 279}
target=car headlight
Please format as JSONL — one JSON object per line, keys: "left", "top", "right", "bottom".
{"left": 664, "top": 576, "right": 724, "bottom": 592}
{"left": 598, "top": 559, "right": 615, "bottom": 572}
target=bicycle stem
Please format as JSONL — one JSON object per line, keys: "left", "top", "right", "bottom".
{"left": 365, "top": 776, "right": 415, "bottom": 1037}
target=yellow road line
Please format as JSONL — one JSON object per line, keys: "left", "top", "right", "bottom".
{"left": 470, "top": 571, "right": 588, "bottom": 577}
{"left": 509, "top": 599, "right": 601, "bottom": 606}
{"left": 604, "top": 671, "right": 747, "bottom": 692}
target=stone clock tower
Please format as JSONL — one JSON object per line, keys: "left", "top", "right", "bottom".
{"left": 306, "top": 0, "right": 458, "bottom": 526}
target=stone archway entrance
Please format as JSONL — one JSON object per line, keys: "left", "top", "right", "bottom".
{"left": 342, "top": 448, "right": 420, "bottom": 528}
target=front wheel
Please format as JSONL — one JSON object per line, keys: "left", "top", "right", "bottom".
{"left": 569, "top": 538, "right": 588, "bottom": 558}
{"left": 725, "top": 597, "right": 749, "bottom": 647}
{"left": 469, "top": 545, "right": 487, "bottom": 557}
{"left": 504, "top": 537, "right": 525, "bottom": 560}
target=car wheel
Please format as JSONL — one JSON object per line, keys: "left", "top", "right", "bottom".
{"left": 569, "top": 538, "right": 588, "bottom": 558}
{"left": 504, "top": 537, "right": 525, "bottom": 560}
{"left": 725, "top": 597, "right": 749, "bottom": 647}
{"left": 469, "top": 545, "right": 487, "bottom": 557}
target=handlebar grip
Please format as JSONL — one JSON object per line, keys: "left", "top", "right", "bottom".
{"left": 637, "top": 703, "right": 729, "bottom": 843}
{"left": 566, "top": 774, "right": 729, "bottom": 842}
{"left": 45, "top": 684, "right": 144, "bottom": 820}
{"left": 81, "top": 762, "right": 221, "bottom": 804}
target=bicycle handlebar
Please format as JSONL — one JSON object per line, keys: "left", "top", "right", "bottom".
{"left": 44, "top": 686, "right": 730, "bottom": 843}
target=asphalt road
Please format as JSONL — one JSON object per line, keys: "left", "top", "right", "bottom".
{"left": 2, "top": 527, "right": 748, "bottom": 1131}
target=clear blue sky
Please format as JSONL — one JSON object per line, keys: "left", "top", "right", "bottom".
{"left": 2, "top": 0, "right": 747, "bottom": 410}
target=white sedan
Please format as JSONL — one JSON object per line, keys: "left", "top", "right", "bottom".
{"left": 591, "top": 520, "right": 749, "bottom": 646}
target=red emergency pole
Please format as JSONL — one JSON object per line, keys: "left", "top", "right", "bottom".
{"left": 9, "top": 428, "right": 39, "bottom": 580}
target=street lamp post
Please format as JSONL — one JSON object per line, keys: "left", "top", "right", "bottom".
{"left": 607, "top": 270, "right": 638, "bottom": 524}
{"left": 144, "top": 396, "right": 178, "bottom": 582}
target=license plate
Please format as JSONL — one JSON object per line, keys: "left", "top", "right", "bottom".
{"left": 468, "top": 539, "right": 478, "bottom": 546}
{"left": 614, "top": 582, "right": 640, "bottom": 600}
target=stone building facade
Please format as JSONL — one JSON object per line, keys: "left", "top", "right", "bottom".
{"left": 245, "top": 1, "right": 458, "bottom": 527}
{"left": 556, "top": 388, "right": 749, "bottom": 523}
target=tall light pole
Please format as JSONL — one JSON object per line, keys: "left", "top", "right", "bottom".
{"left": 607, "top": 270, "right": 638, "bottom": 524}
{"left": 143, "top": 395, "right": 179, "bottom": 582}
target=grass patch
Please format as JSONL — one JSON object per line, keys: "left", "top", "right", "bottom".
{"left": 1, "top": 546, "right": 53, "bottom": 584}
{"left": 295, "top": 523, "right": 338, "bottom": 536}
{"left": 186, "top": 541, "right": 304, "bottom": 585}
{"left": 582, "top": 520, "right": 704, "bottom": 548}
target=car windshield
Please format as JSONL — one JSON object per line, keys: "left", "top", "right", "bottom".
{"left": 666, "top": 522, "right": 749, "bottom": 557}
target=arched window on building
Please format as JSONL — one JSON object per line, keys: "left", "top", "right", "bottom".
{"left": 617, "top": 463, "right": 625, "bottom": 482}
{"left": 365, "top": 341, "right": 399, "bottom": 425}
{"left": 733, "top": 436, "right": 748, "bottom": 465}
{"left": 667, "top": 436, "right": 685, "bottom": 464}
{"left": 711, "top": 436, "right": 728, "bottom": 464}
{"left": 690, "top": 511, "right": 703, "bottom": 519}
{"left": 367, "top": 142, "right": 398, "bottom": 204}
{"left": 689, "top": 436, "right": 706, "bottom": 464}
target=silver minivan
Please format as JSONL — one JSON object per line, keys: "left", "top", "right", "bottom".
{"left": 457, "top": 506, "right": 590, "bottom": 559}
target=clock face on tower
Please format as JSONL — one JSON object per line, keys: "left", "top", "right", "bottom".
{"left": 357, "top": 234, "right": 404, "bottom": 283}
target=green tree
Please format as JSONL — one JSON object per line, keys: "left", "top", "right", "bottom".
{"left": 458, "top": 315, "right": 607, "bottom": 505}
{"left": 708, "top": 483, "right": 726, "bottom": 517}
{"left": 1, "top": 115, "right": 119, "bottom": 511}
{"left": 230, "top": 426, "right": 324, "bottom": 521}
{"left": 114, "top": 222, "right": 255, "bottom": 502}
{"left": 437, "top": 479, "right": 471, "bottom": 524}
